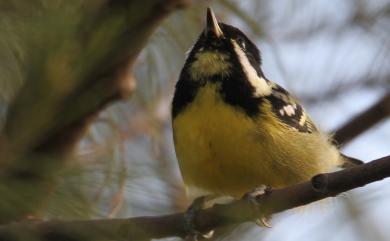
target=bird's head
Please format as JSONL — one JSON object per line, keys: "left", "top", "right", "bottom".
{"left": 173, "top": 8, "right": 272, "bottom": 118}
{"left": 184, "top": 8, "right": 264, "bottom": 82}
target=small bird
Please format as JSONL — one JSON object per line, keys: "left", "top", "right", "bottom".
{"left": 172, "top": 8, "right": 361, "bottom": 205}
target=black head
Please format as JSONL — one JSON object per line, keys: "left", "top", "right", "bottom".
{"left": 173, "top": 8, "right": 268, "bottom": 118}
{"left": 183, "top": 7, "right": 263, "bottom": 80}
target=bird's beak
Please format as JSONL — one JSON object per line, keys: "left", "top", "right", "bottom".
{"left": 206, "top": 7, "right": 223, "bottom": 38}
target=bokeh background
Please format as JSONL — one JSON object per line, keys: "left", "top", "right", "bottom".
{"left": 0, "top": 0, "right": 389, "bottom": 240}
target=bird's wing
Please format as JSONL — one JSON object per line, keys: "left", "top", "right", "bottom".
{"left": 264, "top": 83, "right": 317, "bottom": 134}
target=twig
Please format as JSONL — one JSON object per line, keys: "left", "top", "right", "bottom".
{"left": 0, "top": 155, "right": 389, "bottom": 241}
{"left": 333, "top": 91, "right": 390, "bottom": 146}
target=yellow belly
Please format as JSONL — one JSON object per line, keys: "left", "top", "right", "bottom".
{"left": 173, "top": 84, "right": 340, "bottom": 198}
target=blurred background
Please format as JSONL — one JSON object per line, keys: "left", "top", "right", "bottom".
{"left": 0, "top": 0, "right": 389, "bottom": 240}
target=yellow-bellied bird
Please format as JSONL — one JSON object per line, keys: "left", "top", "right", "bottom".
{"left": 172, "top": 8, "right": 361, "bottom": 202}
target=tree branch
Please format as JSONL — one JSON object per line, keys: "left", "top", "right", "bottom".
{"left": 0, "top": 1, "right": 388, "bottom": 239}
{"left": 2, "top": 0, "right": 191, "bottom": 155}
{"left": 333, "top": 91, "right": 390, "bottom": 146}
{"left": 0, "top": 155, "right": 389, "bottom": 241}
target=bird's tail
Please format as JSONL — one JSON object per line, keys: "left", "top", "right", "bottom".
{"left": 340, "top": 153, "right": 364, "bottom": 169}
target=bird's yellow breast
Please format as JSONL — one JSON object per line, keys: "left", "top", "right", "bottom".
{"left": 173, "top": 83, "right": 340, "bottom": 198}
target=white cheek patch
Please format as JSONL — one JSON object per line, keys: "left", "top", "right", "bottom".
{"left": 232, "top": 40, "right": 271, "bottom": 97}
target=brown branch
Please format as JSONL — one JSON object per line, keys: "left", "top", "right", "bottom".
{"left": 333, "top": 91, "right": 390, "bottom": 146}
{"left": 0, "top": 0, "right": 388, "bottom": 238}
{"left": 0, "top": 155, "right": 389, "bottom": 241}
{"left": 2, "top": 0, "right": 191, "bottom": 155}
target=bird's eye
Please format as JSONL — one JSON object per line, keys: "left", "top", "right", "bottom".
{"left": 236, "top": 37, "right": 246, "bottom": 49}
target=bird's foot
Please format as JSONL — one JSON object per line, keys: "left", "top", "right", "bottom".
{"left": 242, "top": 185, "right": 273, "bottom": 228}
{"left": 184, "top": 196, "right": 215, "bottom": 241}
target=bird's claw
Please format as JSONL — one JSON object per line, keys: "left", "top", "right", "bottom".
{"left": 187, "top": 230, "right": 214, "bottom": 241}
{"left": 184, "top": 196, "right": 215, "bottom": 240}
{"left": 255, "top": 216, "right": 272, "bottom": 228}
{"left": 242, "top": 185, "right": 273, "bottom": 228}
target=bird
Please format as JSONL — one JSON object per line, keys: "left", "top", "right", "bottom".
{"left": 172, "top": 7, "right": 361, "bottom": 212}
